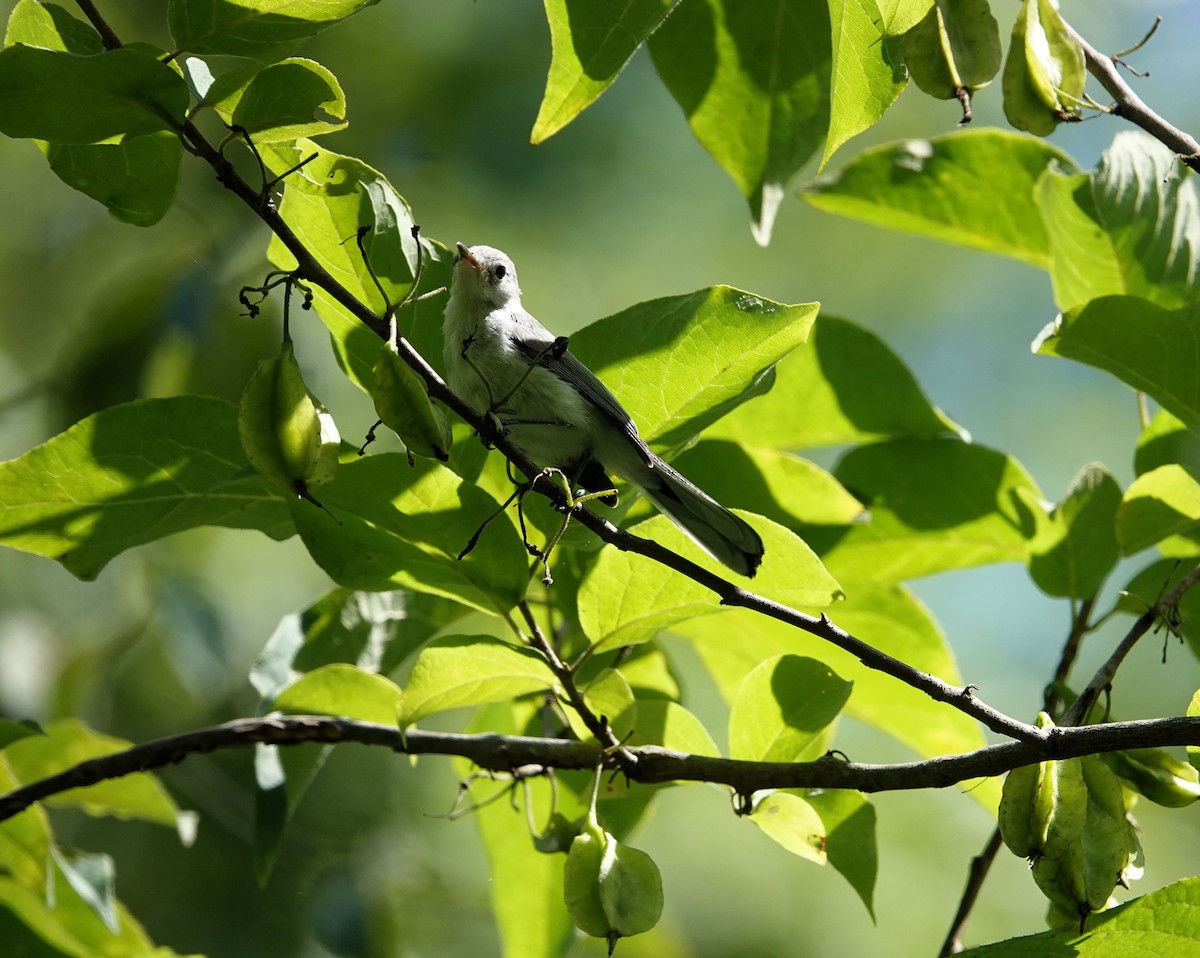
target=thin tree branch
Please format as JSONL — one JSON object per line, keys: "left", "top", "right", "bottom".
{"left": 1064, "top": 562, "right": 1200, "bottom": 726}
{"left": 938, "top": 829, "right": 1004, "bottom": 957}
{"left": 6, "top": 714, "right": 1200, "bottom": 827}
{"left": 1066, "top": 21, "right": 1200, "bottom": 172}
{"left": 940, "top": 593, "right": 1099, "bottom": 955}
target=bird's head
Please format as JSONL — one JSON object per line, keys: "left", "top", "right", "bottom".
{"left": 451, "top": 243, "right": 522, "bottom": 309}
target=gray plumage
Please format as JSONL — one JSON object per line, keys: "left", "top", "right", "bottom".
{"left": 442, "top": 243, "right": 763, "bottom": 577}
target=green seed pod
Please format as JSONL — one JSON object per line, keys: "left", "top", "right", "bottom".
{"left": 1001, "top": 0, "right": 1085, "bottom": 136}
{"left": 563, "top": 821, "right": 610, "bottom": 940}
{"left": 1107, "top": 747, "right": 1200, "bottom": 808}
{"left": 999, "top": 761, "right": 1040, "bottom": 857}
{"left": 239, "top": 337, "right": 339, "bottom": 498}
{"left": 904, "top": 0, "right": 1001, "bottom": 100}
{"left": 371, "top": 338, "right": 452, "bottom": 462}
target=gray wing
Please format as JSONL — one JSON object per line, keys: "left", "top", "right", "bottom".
{"left": 511, "top": 333, "right": 653, "bottom": 467}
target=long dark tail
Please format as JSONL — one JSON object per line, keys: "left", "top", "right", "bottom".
{"left": 635, "top": 453, "right": 764, "bottom": 577}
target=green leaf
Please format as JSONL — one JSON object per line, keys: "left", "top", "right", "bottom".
{"left": 0, "top": 45, "right": 188, "bottom": 143}
{"left": 578, "top": 513, "right": 842, "bottom": 652}
{"left": 567, "top": 287, "right": 818, "bottom": 455}
{"left": 0, "top": 763, "right": 52, "bottom": 891}
{"left": 1024, "top": 462, "right": 1122, "bottom": 599}
{"left": 253, "top": 741, "right": 329, "bottom": 886}
{"left": 397, "top": 636, "right": 552, "bottom": 727}
{"left": 804, "top": 787, "right": 877, "bottom": 916}
{"left": 680, "top": 583, "right": 996, "bottom": 807}
{"left": 1035, "top": 296, "right": 1200, "bottom": 431}
{"left": 1116, "top": 465, "right": 1200, "bottom": 555}
{"left": 649, "top": 0, "right": 832, "bottom": 244}
{"left": 626, "top": 699, "right": 720, "bottom": 755}
{"left": 0, "top": 397, "right": 293, "bottom": 581}
{"left": 287, "top": 454, "right": 527, "bottom": 615}
{"left": 750, "top": 791, "right": 827, "bottom": 863}
{"left": 728, "top": 654, "right": 851, "bottom": 762}
{"left": 168, "top": 0, "right": 379, "bottom": 62}
{"left": 532, "top": 0, "right": 678, "bottom": 143}
{"left": 251, "top": 588, "right": 463, "bottom": 702}
{"left": 204, "top": 57, "right": 346, "bottom": 142}
{"left": 1135, "top": 409, "right": 1200, "bottom": 480}
{"left": 821, "top": 0, "right": 907, "bottom": 170}
{"left": 876, "top": 0, "right": 933, "bottom": 34}
{"left": 3, "top": 0, "right": 103, "bottom": 54}
{"left": 812, "top": 439, "right": 1038, "bottom": 582}
{"left": 0, "top": 719, "right": 43, "bottom": 751}
{"left": 1188, "top": 690, "right": 1200, "bottom": 771}
{"left": 708, "top": 314, "right": 962, "bottom": 449}
{"left": 42, "top": 133, "right": 182, "bottom": 227}
{"left": 466, "top": 703, "right": 575, "bottom": 958}
{"left": 804, "top": 130, "right": 1076, "bottom": 267}
{"left": 670, "top": 440, "right": 865, "bottom": 527}
{"left": 51, "top": 849, "right": 116, "bottom": 934}
{"left": 272, "top": 663, "right": 403, "bottom": 723}
{"left": 262, "top": 138, "right": 439, "bottom": 391}
{"left": 1035, "top": 133, "right": 1200, "bottom": 311}
{"left": 3, "top": 719, "right": 182, "bottom": 829}
{"left": 903, "top": 0, "right": 1000, "bottom": 99}
{"left": 957, "top": 875, "right": 1200, "bottom": 955}
{"left": 566, "top": 669, "right": 637, "bottom": 744}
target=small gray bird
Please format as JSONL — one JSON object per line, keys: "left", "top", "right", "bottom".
{"left": 442, "top": 243, "right": 764, "bottom": 577}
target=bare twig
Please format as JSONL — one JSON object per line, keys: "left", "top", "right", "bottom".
{"left": 938, "top": 829, "right": 1004, "bottom": 956}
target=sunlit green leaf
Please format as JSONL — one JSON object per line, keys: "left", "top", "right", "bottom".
{"left": 0, "top": 397, "right": 293, "bottom": 581}
{"left": 876, "top": 0, "right": 933, "bottom": 34}
{"left": 1024, "top": 463, "right": 1122, "bottom": 598}
{"left": 168, "top": 0, "right": 379, "bottom": 62}
{"left": 649, "top": 0, "right": 831, "bottom": 243}
{"left": 42, "top": 133, "right": 182, "bottom": 227}
{"left": 287, "top": 455, "right": 527, "bottom": 614}
{"left": 957, "top": 875, "right": 1200, "bottom": 955}
{"left": 1116, "top": 465, "right": 1200, "bottom": 555}
{"left": 728, "top": 655, "right": 851, "bottom": 762}
{"left": 671, "top": 440, "right": 865, "bottom": 527}
{"left": 1135, "top": 409, "right": 1200, "bottom": 480}
{"left": 397, "top": 636, "right": 552, "bottom": 727}
{"left": 1036, "top": 133, "right": 1200, "bottom": 311}
{"left": 204, "top": 57, "right": 346, "bottom": 142}
{"left": 708, "top": 314, "right": 961, "bottom": 449}
{"left": 578, "top": 513, "right": 842, "bottom": 652}
{"left": 0, "top": 45, "right": 188, "bottom": 143}
{"left": 810, "top": 439, "right": 1038, "bottom": 582}
{"left": 750, "top": 791, "right": 826, "bottom": 863}
{"left": 804, "top": 788, "right": 877, "bottom": 916}
{"left": 568, "top": 287, "right": 818, "bottom": 456}
{"left": 822, "top": 0, "right": 907, "bottom": 169}
{"left": 679, "top": 582, "right": 996, "bottom": 807}
{"left": 4, "top": 0, "right": 103, "bottom": 54}
{"left": 533, "top": 0, "right": 678, "bottom": 143}
{"left": 805, "top": 130, "right": 1075, "bottom": 266}
{"left": 273, "top": 663, "right": 403, "bottom": 723}
{"left": 1035, "top": 296, "right": 1200, "bottom": 431}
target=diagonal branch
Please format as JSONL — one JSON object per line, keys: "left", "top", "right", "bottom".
{"left": 5, "top": 713, "right": 1200, "bottom": 827}
{"left": 1067, "top": 20, "right": 1200, "bottom": 172}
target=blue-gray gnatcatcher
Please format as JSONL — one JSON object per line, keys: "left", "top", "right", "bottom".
{"left": 442, "top": 243, "right": 764, "bottom": 577}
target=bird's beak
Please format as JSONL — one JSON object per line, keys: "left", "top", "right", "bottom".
{"left": 455, "top": 243, "right": 481, "bottom": 271}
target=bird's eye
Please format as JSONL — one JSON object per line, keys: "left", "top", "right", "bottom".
{"left": 493, "top": 264, "right": 507, "bottom": 280}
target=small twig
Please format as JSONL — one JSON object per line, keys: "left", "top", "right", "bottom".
{"left": 73, "top": 0, "right": 121, "bottom": 50}
{"left": 1065, "top": 20, "right": 1200, "bottom": 173}
{"left": 1113, "top": 15, "right": 1161, "bottom": 61}
{"left": 519, "top": 601, "right": 635, "bottom": 769}
{"left": 938, "top": 829, "right": 1004, "bottom": 956}
{"left": 1064, "top": 562, "right": 1200, "bottom": 727}
{"left": 955, "top": 87, "right": 973, "bottom": 125}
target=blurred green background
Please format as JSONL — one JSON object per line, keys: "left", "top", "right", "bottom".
{"left": 2, "top": 1, "right": 1200, "bottom": 955}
